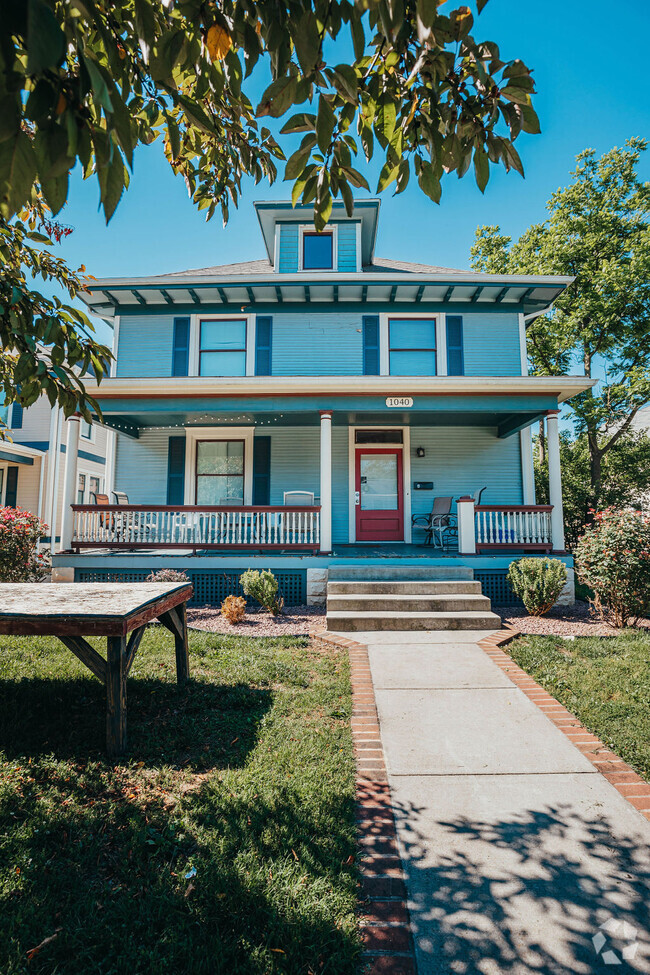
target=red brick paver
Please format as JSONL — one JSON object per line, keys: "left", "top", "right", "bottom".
{"left": 478, "top": 627, "right": 650, "bottom": 822}
{"left": 313, "top": 628, "right": 418, "bottom": 975}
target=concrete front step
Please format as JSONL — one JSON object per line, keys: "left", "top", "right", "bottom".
{"left": 326, "top": 610, "right": 502, "bottom": 631}
{"left": 327, "top": 565, "right": 474, "bottom": 581}
{"left": 327, "top": 580, "right": 483, "bottom": 595}
{"left": 327, "top": 593, "right": 492, "bottom": 613}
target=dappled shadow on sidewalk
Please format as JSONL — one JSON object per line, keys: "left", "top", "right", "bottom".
{"left": 392, "top": 797, "right": 650, "bottom": 974}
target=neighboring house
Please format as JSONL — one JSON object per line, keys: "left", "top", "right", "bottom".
{"left": 50, "top": 199, "right": 593, "bottom": 607}
{"left": 0, "top": 397, "right": 110, "bottom": 547}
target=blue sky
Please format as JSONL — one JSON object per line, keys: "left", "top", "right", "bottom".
{"left": 54, "top": 0, "right": 649, "bottom": 348}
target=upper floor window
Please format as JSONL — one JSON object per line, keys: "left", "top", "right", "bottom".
{"left": 303, "top": 231, "right": 333, "bottom": 270}
{"left": 199, "top": 318, "right": 247, "bottom": 376}
{"left": 389, "top": 318, "right": 437, "bottom": 376}
{"left": 80, "top": 420, "right": 93, "bottom": 441}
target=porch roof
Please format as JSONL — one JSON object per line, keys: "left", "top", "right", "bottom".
{"left": 89, "top": 375, "right": 594, "bottom": 440}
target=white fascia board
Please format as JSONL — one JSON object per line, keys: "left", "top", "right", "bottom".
{"left": 0, "top": 441, "right": 47, "bottom": 459}
{"left": 84, "top": 374, "right": 596, "bottom": 404}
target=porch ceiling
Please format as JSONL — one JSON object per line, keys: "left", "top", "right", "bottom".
{"left": 101, "top": 407, "right": 545, "bottom": 439}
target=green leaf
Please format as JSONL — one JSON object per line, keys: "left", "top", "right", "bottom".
{"left": 374, "top": 99, "right": 396, "bottom": 149}
{"left": 0, "top": 130, "right": 38, "bottom": 219}
{"left": 98, "top": 151, "right": 126, "bottom": 223}
{"left": 340, "top": 166, "right": 370, "bottom": 191}
{"left": 521, "top": 103, "right": 541, "bottom": 135}
{"left": 83, "top": 55, "right": 114, "bottom": 113}
{"left": 377, "top": 158, "right": 400, "bottom": 193}
{"left": 330, "top": 64, "right": 358, "bottom": 103}
{"left": 280, "top": 113, "right": 316, "bottom": 135}
{"left": 177, "top": 94, "right": 215, "bottom": 133}
{"left": 292, "top": 9, "right": 321, "bottom": 74}
{"left": 350, "top": 15, "right": 365, "bottom": 61}
{"left": 26, "top": 0, "right": 66, "bottom": 74}
{"left": 41, "top": 172, "right": 69, "bottom": 215}
{"left": 417, "top": 160, "right": 441, "bottom": 203}
{"left": 477, "top": 0, "right": 490, "bottom": 10}
{"left": 284, "top": 146, "right": 312, "bottom": 181}
{"left": 416, "top": 0, "right": 438, "bottom": 30}
{"left": 474, "top": 145, "right": 489, "bottom": 193}
{"left": 256, "top": 75, "right": 298, "bottom": 118}
{"left": 316, "top": 95, "right": 336, "bottom": 154}
{"left": 0, "top": 94, "right": 21, "bottom": 143}
{"left": 339, "top": 178, "right": 354, "bottom": 217}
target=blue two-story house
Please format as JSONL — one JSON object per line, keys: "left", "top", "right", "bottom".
{"left": 51, "top": 200, "right": 592, "bottom": 611}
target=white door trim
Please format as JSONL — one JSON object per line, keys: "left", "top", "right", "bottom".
{"left": 347, "top": 426, "right": 411, "bottom": 543}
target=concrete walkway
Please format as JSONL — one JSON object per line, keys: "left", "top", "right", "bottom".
{"left": 351, "top": 629, "right": 650, "bottom": 975}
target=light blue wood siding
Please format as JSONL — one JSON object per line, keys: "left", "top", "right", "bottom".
{"left": 116, "top": 315, "right": 174, "bottom": 377}
{"left": 278, "top": 224, "right": 299, "bottom": 272}
{"left": 461, "top": 311, "right": 522, "bottom": 376}
{"left": 272, "top": 312, "right": 363, "bottom": 375}
{"left": 409, "top": 426, "right": 523, "bottom": 531}
{"left": 337, "top": 223, "right": 358, "bottom": 271}
{"left": 114, "top": 429, "right": 170, "bottom": 503}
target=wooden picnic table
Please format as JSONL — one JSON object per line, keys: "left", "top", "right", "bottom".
{"left": 0, "top": 582, "right": 193, "bottom": 756}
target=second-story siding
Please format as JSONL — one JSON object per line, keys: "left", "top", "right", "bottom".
{"left": 278, "top": 224, "right": 299, "bottom": 272}
{"left": 272, "top": 312, "right": 363, "bottom": 375}
{"left": 116, "top": 314, "right": 174, "bottom": 378}
{"left": 461, "top": 311, "right": 522, "bottom": 376}
{"left": 337, "top": 222, "right": 358, "bottom": 271}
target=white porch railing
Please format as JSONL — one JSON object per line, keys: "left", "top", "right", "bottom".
{"left": 475, "top": 505, "right": 553, "bottom": 550}
{"left": 70, "top": 505, "right": 321, "bottom": 552}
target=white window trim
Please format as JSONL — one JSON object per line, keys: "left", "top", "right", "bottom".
{"left": 79, "top": 420, "right": 95, "bottom": 443}
{"left": 189, "top": 314, "right": 255, "bottom": 378}
{"left": 355, "top": 221, "right": 362, "bottom": 272}
{"left": 298, "top": 223, "right": 338, "bottom": 272}
{"left": 347, "top": 426, "right": 411, "bottom": 544}
{"left": 0, "top": 463, "right": 7, "bottom": 505}
{"left": 379, "top": 313, "right": 442, "bottom": 378}
{"left": 183, "top": 427, "right": 255, "bottom": 506}
{"left": 77, "top": 469, "right": 103, "bottom": 503}
{"left": 111, "top": 314, "right": 121, "bottom": 378}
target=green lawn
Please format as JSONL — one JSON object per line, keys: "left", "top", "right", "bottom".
{"left": 508, "top": 629, "right": 650, "bottom": 781}
{"left": 0, "top": 629, "right": 359, "bottom": 975}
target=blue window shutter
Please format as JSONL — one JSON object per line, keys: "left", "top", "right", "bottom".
{"left": 252, "top": 436, "right": 271, "bottom": 505}
{"left": 446, "top": 315, "right": 464, "bottom": 376}
{"left": 166, "top": 437, "right": 186, "bottom": 505}
{"left": 172, "top": 317, "right": 191, "bottom": 377}
{"left": 11, "top": 403, "right": 23, "bottom": 429}
{"left": 255, "top": 316, "right": 272, "bottom": 375}
{"left": 363, "top": 316, "right": 380, "bottom": 375}
{"left": 5, "top": 467, "right": 18, "bottom": 507}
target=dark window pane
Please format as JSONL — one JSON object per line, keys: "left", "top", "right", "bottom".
{"left": 303, "top": 232, "right": 333, "bottom": 270}
{"left": 355, "top": 430, "right": 403, "bottom": 444}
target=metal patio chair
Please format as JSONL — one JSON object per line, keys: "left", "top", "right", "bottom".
{"left": 411, "top": 496, "right": 455, "bottom": 548}
{"left": 112, "top": 491, "right": 129, "bottom": 505}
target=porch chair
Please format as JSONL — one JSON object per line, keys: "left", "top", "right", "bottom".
{"left": 112, "top": 491, "right": 129, "bottom": 505}
{"left": 283, "top": 491, "right": 315, "bottom": 506}
{"left": 90, "top": 493, "right": 110, "bottom": 506}
{"left": 411, "top": 496, "right": 454, "bottom": 548}
{"left": 473, "top": 485, "right": 487, "bottom": 506}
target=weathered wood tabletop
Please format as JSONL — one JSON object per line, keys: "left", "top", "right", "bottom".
{"left": 0, "top": 582, "right": 193, "bottom": 755}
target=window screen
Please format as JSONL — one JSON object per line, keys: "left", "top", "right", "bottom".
{"left": 389, "top": 318, "right": 437, "bottom": 375}
{"left": 199, "top": 319, "right": 247, "bottom": 377}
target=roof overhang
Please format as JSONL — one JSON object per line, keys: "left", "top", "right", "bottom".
{"left": 254, "top": 199, "right": 380, "bottom": 266}
{"left": 80, "top": 271, "right": 572, "bottom": 322}
{"left": 0, "top": 441, "right": 45, "bottom": 465}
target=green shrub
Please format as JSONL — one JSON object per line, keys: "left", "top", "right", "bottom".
{"left": 506, "top": 557, "right": 568, "bottom": 617}
{"left": 574, "top": 508, "right": 650, "bottom": 628}
{"left": 240, "top": 569, "right": 284, "bottom": 616}
{"left": 0, "top": 506, "right": 49, "bottom": 582}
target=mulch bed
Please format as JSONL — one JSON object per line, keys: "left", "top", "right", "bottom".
{"left": 494, "top": 600, "right": 650, "bottom": 637}
{"left": 188, "top": 604, "right": 326, "bottom": 636}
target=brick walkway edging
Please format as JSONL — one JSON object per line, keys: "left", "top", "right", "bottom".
{"left": 478, "top": 626, "right": 650, "bottom": 822}
{"left": 312, "top": 628, "right": 418, "bottom": 975}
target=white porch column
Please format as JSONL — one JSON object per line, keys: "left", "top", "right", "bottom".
{"left": 520, "top": 426, "right": 535, "bottom": 504}
{"left": 457, "top": 496, "right": 476, "bottom": 555}
{"left": 60, "top": 414, "right": 81, "bottom": 552}
{"left": 104, "top": 428, "right": 116, "bottom": 500}
{"left": 319, "top": 410, "right": 332, "bottom": 553}
{"left": 546, "top": 410, "right": 565, "bottom": 552}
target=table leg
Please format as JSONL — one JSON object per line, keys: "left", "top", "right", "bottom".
{"left": 158, "top": 602, "right": 190, "bottom": 684}
{"left": 106, "top": 635, "right": 127, "bottom": 756}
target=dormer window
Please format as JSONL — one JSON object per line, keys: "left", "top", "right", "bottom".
{"left": 298, "top": 225, "right": 338, "bottom": 271}
{"left": 303, "top": 231, "right": 333, "bottom": 270}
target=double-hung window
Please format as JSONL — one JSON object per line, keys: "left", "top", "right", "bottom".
{"left": 195, "top": 440, "right": 245, "bottom": 505}
{"left": 199, "top": 319, "right": 247, "bottom": 377}
{"left": 388, "top": 318, "right": 437, "bottom": 376}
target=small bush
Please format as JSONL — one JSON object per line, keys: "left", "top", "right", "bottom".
{"left": 507, "top": 557, "right": 568, "bottom": 617}
{"left": 0, "top": 506, "right": 49, "bottom": 582}
{"left": 574, "top": 508, "right": 650, "bottom": 628}
{"left": 240, "top": 569, "right": 284, "bottom": 616}
{"left": 221, "top": 595, "right": 246, "bottom": 624}
{"left": 146, "top": 569, "right": 190, "bottom": 583}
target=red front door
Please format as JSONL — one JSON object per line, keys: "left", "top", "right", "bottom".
{"left": 355, "top": 448, "right": 404, "bottom": 542}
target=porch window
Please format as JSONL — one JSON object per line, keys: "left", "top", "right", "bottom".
{"left": 77, "top": 473, "right": 86, "bottom": 504}
{"left": 355, "top": 430, "right": 404, "bottom": 444}
{"left": 196, "top": 440, "right": 245, "bottom": 505}
{"left": 389, "top": 318, "right": 437, "bottom": 376}
{"left": 199, "top": 319, "right": 247, "bottom": 377}
{"left": 80, "top": 420, "right": 93, "bottom": 440}
{"left": 302, "top": 232, "right": 333, "bottom": 270}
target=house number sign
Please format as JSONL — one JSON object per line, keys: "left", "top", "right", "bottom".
{"left": 386, "top": 397, "right": 414, "bottom": 408}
